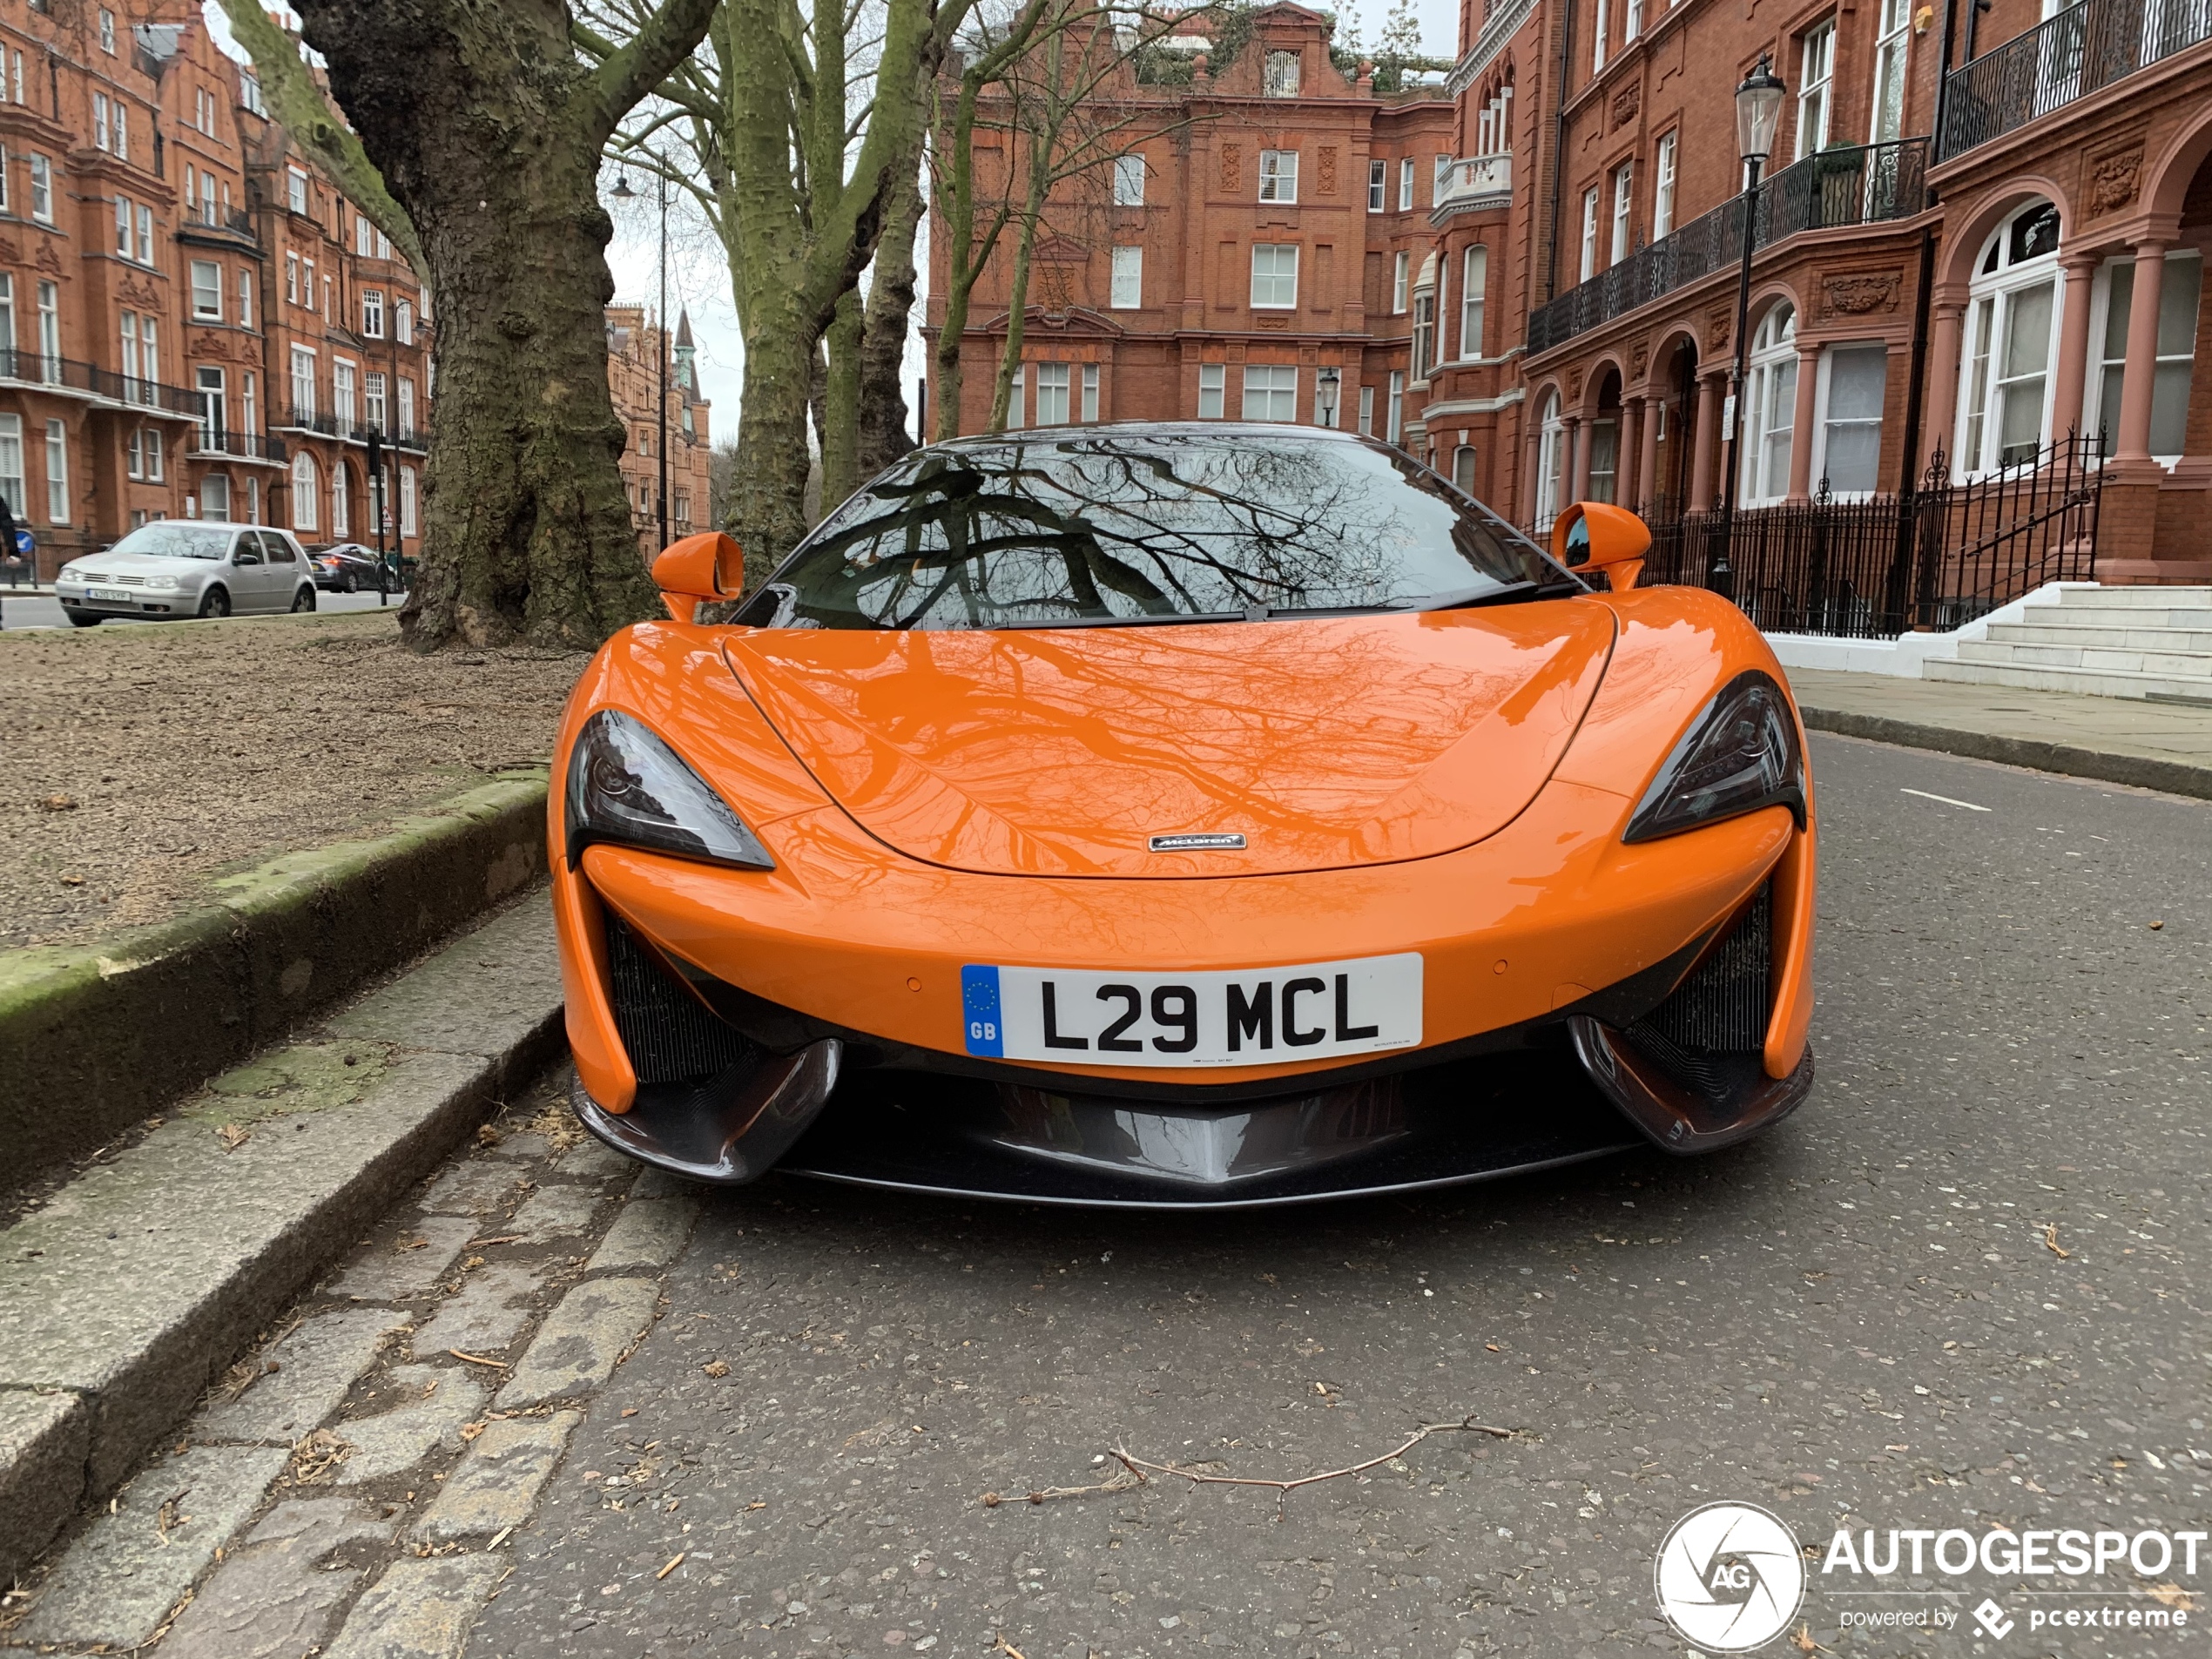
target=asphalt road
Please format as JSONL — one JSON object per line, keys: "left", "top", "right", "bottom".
{"left": 0, "top": 588, "right": 404, "bottom": 630}
{"left": 16, "top": 733, "right": 2205, "bottom": 1659}
{"left": 464, "top": 733, "right": 2209, "bottom": 1658}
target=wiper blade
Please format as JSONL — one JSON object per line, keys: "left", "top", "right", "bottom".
{"left": 1415, "top": 578, "right": 1585, "bottom": 611}
{"left": 978, "top": 609, "right": 1244, "bottom": 631}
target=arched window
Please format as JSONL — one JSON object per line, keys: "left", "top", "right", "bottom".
{"left": 1452, "top": 444, "right": 1477, "bottom": 494}
{"left": 1741, "top": 303, "right": 1797, "bottom": 506}
{"left": 1958, "top": 199, "right": 2062, "bottom": 475}
{"left": 331, "top": 462, "right": 349, "bottom": 536}
{"left": 291, "top": 449, "right": 319, "bottom": 533}
{"left": 1410, "top": 253, "right": 1437, "bottom": 382}
{"left": 1535, "top": 392, "right": 1566, "bottom": 530}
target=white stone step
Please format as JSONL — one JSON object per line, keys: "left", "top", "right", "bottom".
{"left": 1925, "top": 656, "right": 2212, "bottom": 701}
{"left": 1954, "top": 638, "right": 2212, "bottom": 679}
{"left": 2054, "top": 584, "right": 2212, "bottom": 608}
{"left": 2006, "top": 605, "right": 2212, "bottom": 632}
{"left": 1985, "top": 622, "right": 2212, "bottom": 652}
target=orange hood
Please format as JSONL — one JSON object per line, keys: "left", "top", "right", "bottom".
{"left": 721, "top": 604, "right": 1617, "bottom": 878}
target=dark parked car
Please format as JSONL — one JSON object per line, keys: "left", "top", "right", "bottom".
{"left": 307, "top": 543, "right": 384, "bottom": 593}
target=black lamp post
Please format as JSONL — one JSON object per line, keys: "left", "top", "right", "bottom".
{"left": 611, "top": 164, "right": 671, "bottom": 551}
{"left": 1715, "top": 56, "right": 1786, "bottom": 600}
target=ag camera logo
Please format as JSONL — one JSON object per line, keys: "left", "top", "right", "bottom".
{"left": 1656, "top": 1501, "right": 1808, "bottom": 1651}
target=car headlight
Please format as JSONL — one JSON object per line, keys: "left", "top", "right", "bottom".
{"left": 144, "top": 575, "right": 180, "bottom": 592}
{"left": 1623, "top": 670, "right": 1806, "bottom": 843}
{"left": 58, "top": 563, "right": 82, "bottom": 583}
{"left": 564, "top": 709, "right": 773, "bottom": 872}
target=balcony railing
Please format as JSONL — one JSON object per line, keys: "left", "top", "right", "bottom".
{"left": 1528, "top": 137, "right": 1929, "bottom": 356}
{"left": 0, "top": 347, "right": 204, "bottom": 415}
{"left": 1432, "top": 153, "right": 1512, "bottom": 220}
{"left": 1939, "top": 0, "right": 2212, "bottom": 158}
{"left": 188, "top": 428, "right": 288, "bottom": 462}
{"left": 179, "top": 205, "right": 257, "bottom": 241}
{"left": 278, "top": 403, "right": 341, "bottom": 435}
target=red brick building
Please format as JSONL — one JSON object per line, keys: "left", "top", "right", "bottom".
{"left": 0, "top": 2, "right": 431, "bottom": 578}
{"left": 931, "top": 0, "right": 2212, "bottom": 583}
{"left": 606, "top": 302, "right": 712, "bottom": 560}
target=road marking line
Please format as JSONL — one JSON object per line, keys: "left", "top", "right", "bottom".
{"left": 1899, "top": 787, "right": 1990, "bottom": 813}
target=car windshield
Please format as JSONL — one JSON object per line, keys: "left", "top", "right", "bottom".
{"left": 105, "top": 523, "right": 234, "bottom": 561}
{"left": 738, "top": 429, "right": 1568, "bottom": 631}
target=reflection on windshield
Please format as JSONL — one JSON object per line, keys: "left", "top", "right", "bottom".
{"left": 107, "top": 524, "right": 233, "bottom": 561}
{"left": 740, "top": 430, "right": 1563, "bottom": 631}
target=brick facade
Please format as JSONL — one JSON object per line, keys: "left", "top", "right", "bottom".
{"left": 605, "top": 303, "right": 712, "bottom": 561}
{"left": 931, "top": 0, "right": 2212, "bottom": 583}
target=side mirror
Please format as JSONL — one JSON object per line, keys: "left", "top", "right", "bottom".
{"left": 1550, "top": 501, "right": 1651, "bottom": 593}
{"left": 651, "top": 531, "right": 744, "bottom": 624}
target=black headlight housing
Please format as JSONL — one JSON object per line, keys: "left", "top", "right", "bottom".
{"left": 564, "top": 709, "right": 774, "bottom": 872}
{"left": 1624, "top": 670, "right": 1806, "bottom": 844}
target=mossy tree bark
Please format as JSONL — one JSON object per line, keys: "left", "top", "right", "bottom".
{"left": 855, "top": 145, "right": 924, "bottom": 478}
{"left": 287, "top": 0, "right": 718, "bottom": 651}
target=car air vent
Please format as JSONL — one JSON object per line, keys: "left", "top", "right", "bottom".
{"left": 604, "top": 913, "right": 757, "bottom": 1084}
{"left": 1630, "top": 882, "right": 1772, "bottom": 1091}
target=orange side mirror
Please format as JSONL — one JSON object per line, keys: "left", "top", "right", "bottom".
{"left": 651, "top": 531, "right": 744, "bottom": 624}
{"left": 1550, "top": 501, "right": 1652, "bottom": 593}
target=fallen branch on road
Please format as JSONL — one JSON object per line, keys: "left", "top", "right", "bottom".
{"left": 982, "top": 1413, "right": 1518, "bottom": 1521}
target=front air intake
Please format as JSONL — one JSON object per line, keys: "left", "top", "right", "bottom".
{"left": 1629, "top": 883, "right": 1772, "bottom": 1091}
{"left": 604, "top": 913, "right": 757, "bottom": 1084}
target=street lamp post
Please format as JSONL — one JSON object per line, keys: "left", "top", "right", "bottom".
{"left": 1715, "top": 57, "right": 1787, "bottom": 602}
{"left": 611, "top": 163, "right": 671, "bottom": 552}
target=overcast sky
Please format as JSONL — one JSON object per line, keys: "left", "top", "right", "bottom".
{"left": 206, "top": 0, "right": 1465, "bottom": 440}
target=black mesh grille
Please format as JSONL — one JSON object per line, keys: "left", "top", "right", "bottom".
{"left": 605, "top": 914, "right": 757, "bottom": 1084}
{"left": 1638, "top": 882, "right": 1773, "bottom": 1057}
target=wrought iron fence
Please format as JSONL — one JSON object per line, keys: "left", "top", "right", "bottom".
{"left": 0, "top": 347, "right": 203, "bottom": 415}
{"left": 1528, "top": 138, "right": 1929, "bottom": 354}
{"left": 1941, "top": 0, "right": 2212, "bottom": 158}
{"left": 188, "top": 429, "right": 288, "bottom": 462}
{"left": 1636, "top": 435, "right": 2102, "bottom": 637}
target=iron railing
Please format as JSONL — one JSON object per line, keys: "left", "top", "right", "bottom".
{"left": 0, "top": 347, "right": 204, "bottom": 415}
{"left": 179, "top": 205, "right": 257, "bottom": 240}
{"left": 1635, "top": 434, "right": 2102, "bottom": 637}
{"left": 188, "top": 429, "right": 288, "bottom": 462}
{"left": 279, "top": 403, "right": 341, "bottom": 435}
{"left": 1528, "top": 138, "right": 1929, "bottom": 355}
{"left": 1941, "top": 0, "right": 2212, "bottom": 158}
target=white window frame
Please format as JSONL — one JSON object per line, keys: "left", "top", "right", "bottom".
{"left": 239, "top": 268, "right": 253, "bottom": 330}
{"left": 1610, "top": 164, "right": 1633, "bottom": 266}
{"left": 1264, "top": 50, "right": 1301, "bottom": 97}
{"left": 1595, "top": 0, "right": 1611, "bottom": 72}
{"left": 1240, "top": 363, "right": 1298, "bottom": 422}
{"left": 1797, "top": 22, "right": 1835, "bottom": 159}
{"left": 363, "top": 288, "right": 385, "bottom": 337}
{"left": 1109, "top": 246, "right": 1142, "bottom": 310}
{"left": 191, "top": 260, "right": 223, "bottom": 321}
{"left": 287, "top": 166, "right": 309, "bottom": 214}
{"left": 1251, "top": 243, "right": 1298, "bottom": 309}
{"left": 1625, "top": 0, "right": 1643, "bottom": 39}
{"left": 1870, "top": 0, "right": 1911, "bottom": 145}
{"left": 1579, "top": 188, "right": 1600, "bottom": 282}
{"left": 1459, "top": 245, "right": 1487, "bottom": 360}
{"left": 1258, "top": 150, "right": 1298, "bottom": 204}
{"left": 1386, "top": 369, "right": 1405, "bottom": 443}
{"left": 1740, "top": 304, "right": 1798, "bottom": 506}
{"left": 1035, "top": 361, "right": 1071, "bottom": 426}
{"left": 136, "top": 205, "right": 152, "bottom": 264}
{"left": 1007, "top": 364, "right": 1025, "bottom": 428}
{"left": 1588, "top": 416, "right": 1620, "bottom": 503}
{"left": 291, "top": 450, "right": 319, "bottom": 532}
{"left": 1197, "top": 362, "right": 1224, "bottom": 419}
{"left": 1399, "top": 157, "right": 1414, "bottom": 212}
{"left": 1411, "top": 283, "right": 1435, "bottom": 381}
{"left": 1393, "top": 250, "right": 1410, "bottom": 314}
{"left": 290, "top": 345, "right": 317, "bottom": 419}
{"left": 144, "top": 426, "right": 163, "bottom": 482}
{"left": 1812, "top": 342, "right": 1889, "bottom": 498}
{"left": 1081, "top": 363, "right": 1099, "bottom": 422}
{"left": 100, "top": 8, "right": 115, "bottom": 52}
{"left": 1433, "top": 154, "right": 1453, "bottom": 204}
{"left": 1536, "top": 391, "right": 1566, "bottom": 530}
{"left": 330, "top": 461, "right": 349, "bottom": 536}
{"left": 401, "top": 466, "right": 418, "bottom": 537}
{"left": 37, "top": 281, "right": 59, "bottom": 381}
{"left": 44, "top": 418, "right": 67, "bottom": 523}
{"left": 30, "top": 155, "right": 52, "bottom": 223}
{"left": 94, "top": 92, "right": 111, "bottom": 152}
{"left": 1956, "top": 202, "right": 2065, "bottom": 477}
{"left": 1653, "top": 132, "right": 1677, "bottom": 239}
{"left": 2087, "top": 250, "right": 2202, "bottom": 464}
{"left": 395, "top": 300, "right": 415, "bottom": 344}
{"left": 1358, "top": 383, "right": 1375, "bottom": 435}
{"left": 1113, "top": 154, "right": 1145, "bottom": 206}
{"left": 1367, "top": 158, "right": 1386, "bottom": 212}
{"left": 334, "top": 359, "right": 358, "bottom": 428}
{"left": 0, "top": 414, "right": 21, "bottom": 516}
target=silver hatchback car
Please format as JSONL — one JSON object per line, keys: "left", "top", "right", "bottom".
{"left": 54, "top": 522, "right": 318, "bottom": 625}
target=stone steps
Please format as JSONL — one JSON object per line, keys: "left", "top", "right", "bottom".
{"left": 1925, "top": 657, "right": 2212, "bottom": 702}
{"left": 1985, "top": 622, "right": 2212, "bottom": 652}
{"left": 1919, "top": 584, "right": 2212, "bottom": 699}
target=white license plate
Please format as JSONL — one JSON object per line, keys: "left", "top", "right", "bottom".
{"left": 961, "top": 954, "right": 1423, "bottom": 1067}
{"left": 86, "top": 586, "right": 135, "bottom": 602}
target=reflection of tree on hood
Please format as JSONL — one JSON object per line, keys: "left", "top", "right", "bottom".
{"left": 776, "top": 433, "right": 1543, "bottom": 630}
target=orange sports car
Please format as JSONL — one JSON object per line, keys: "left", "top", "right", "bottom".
{"left": 551, "top": 424, "right": 1814, "bottom": 1206}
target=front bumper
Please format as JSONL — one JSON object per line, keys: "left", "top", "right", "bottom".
{"left": 57, "top": 583, "right": 188, "bottom": 616}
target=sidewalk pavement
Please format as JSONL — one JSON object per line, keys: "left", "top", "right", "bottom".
{"left": 1783, "top": 666, "right": 2212, "bottom": 801}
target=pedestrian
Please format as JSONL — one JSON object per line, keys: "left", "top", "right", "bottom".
{"left": 0, "top": 493, "right": 18, "bottom": 586}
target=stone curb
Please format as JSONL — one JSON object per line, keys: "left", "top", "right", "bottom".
{"left": 1797, "top": 705, "right": 2212, "bottom": 802}
{"left": 0, "top": 772, "right": 550, "bottom": 1189}
{"left": 0, "top": 894, "right": 565, "bottom": 1583}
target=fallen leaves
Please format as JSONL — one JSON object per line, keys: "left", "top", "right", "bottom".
{"left": 154, "top": 1487, "right": 193, "bottom": 1544}
{"left": 38, "top": 794, "right": 78, "bottom": 812}
{"left": 218, "top": 1123, "right": 251, "bottom": 1153}
{"left": 2146, "top": 1581, "right": 2195, "bottom": 1611}
{"left": 702, "top": 1359, "right": 731, "bottom": 1378}
{"left": 657, "top": 1552, "right": 686, "bottom": 1580}
{"left": 290, "top": 1428, "right": 351, "bottom": 1483}
{"left": 448, "top": 1349, "right": 509, "bottom": 1369}
{"left": 2042, "top": 1224, "right": 2072, "bottom": 1260}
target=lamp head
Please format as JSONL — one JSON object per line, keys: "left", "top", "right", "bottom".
{"left": 1735, "top": 57, "right": 1787, "bottom": 165}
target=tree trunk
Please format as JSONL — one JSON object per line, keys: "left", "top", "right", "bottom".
{"left": 820, "top": 287, "right": 864, "bottom": 507}
{"left": 987, "top": 153, "right": 1049, "bottom": 434}
{"left": 291, "top": 0, "right": 716, "bottom": 651}
{"left": 857, "top": 147, "right": 923, "bottom": 474}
